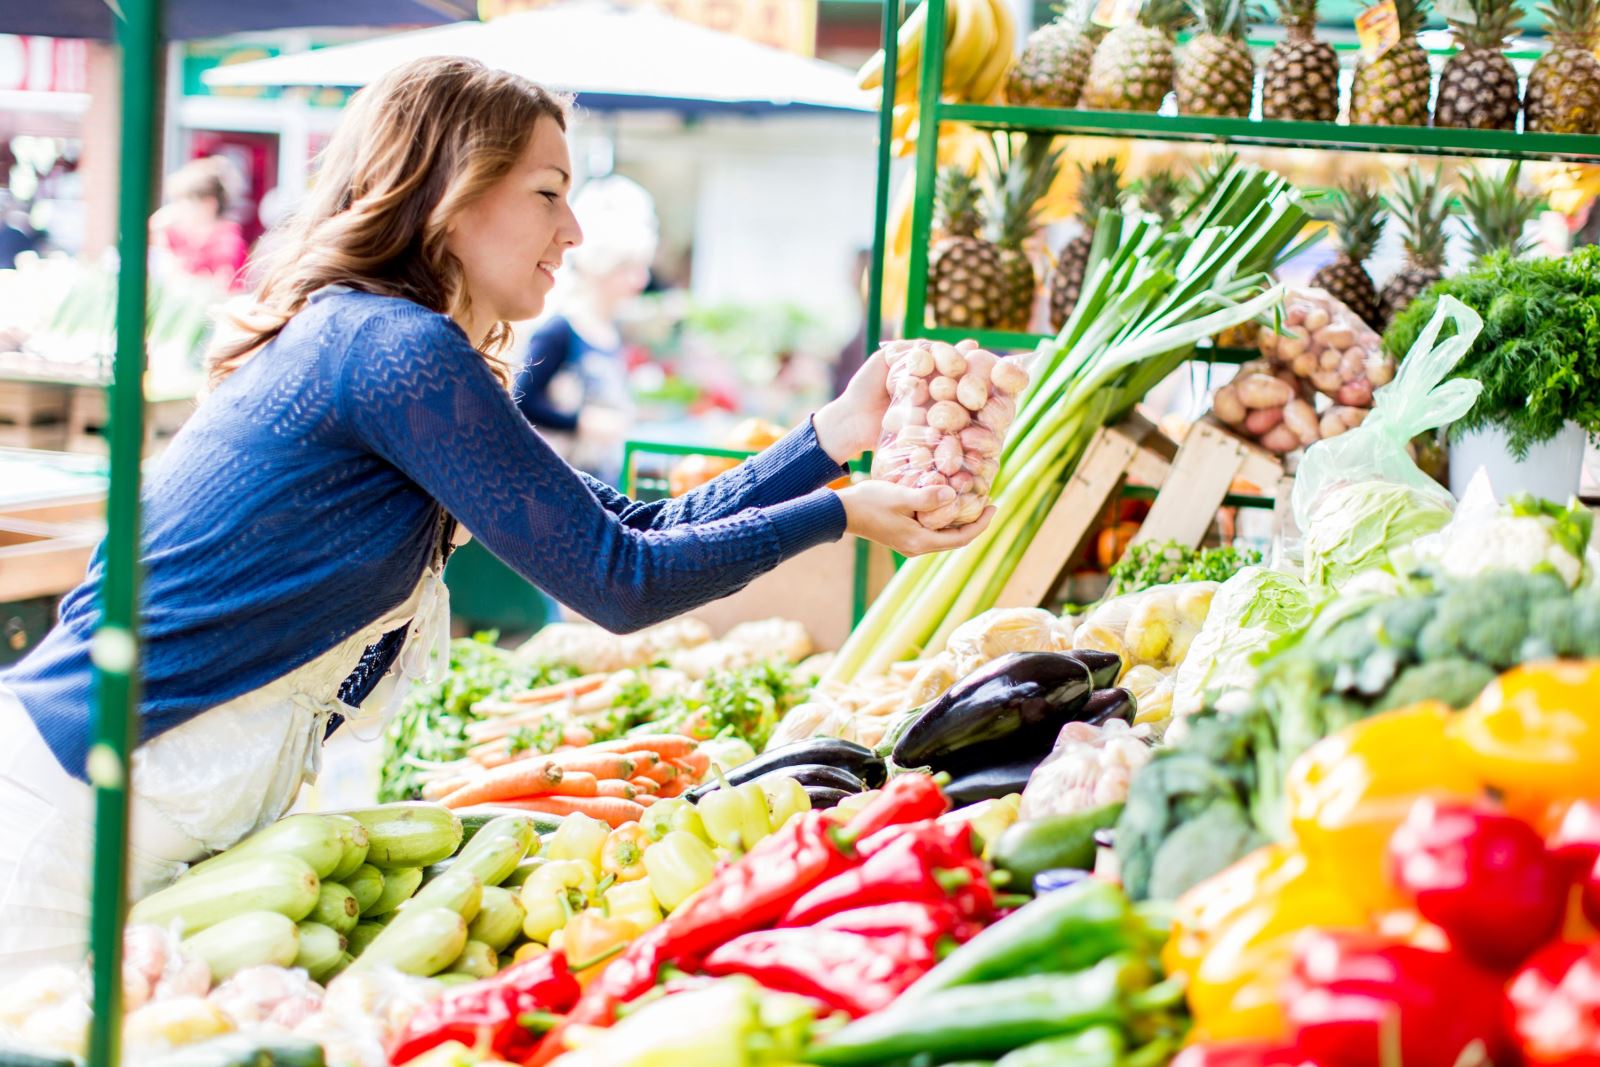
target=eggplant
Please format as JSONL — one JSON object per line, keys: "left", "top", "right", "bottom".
{"left": 892, "top": 652, "right": 1093, "bottom": 772}
{"left": 685, "top": 738, "right": 886, "bottom": 802}
{"left": 1083, "top": 687, "right": 1136, "bottom": 727}
{"left": 1062, "top": 649, "right": 1122, "bottom": 689}
{"left": 942, "top": 755, "right": 1047, "bottom": 808}
{"left": 803, "top": 785, "right": 853, "bottom": 809}
{"left": 754, "top": 763, "right": 867, "bottom": 794}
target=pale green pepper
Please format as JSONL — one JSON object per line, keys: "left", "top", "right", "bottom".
{"left": 699, "top": 781, "right": 772, "bottom": 854}
{"left": 641, "top": 797, "right": 709, "bottom": 844}
{"left": 519, "top": 859, "right": 593, "bottom": 943}
{"left": 643, "top": 831, "right": 718, "bottom": 912}
{"left": 758, "top": 775, "right": 812, "bottom": 830}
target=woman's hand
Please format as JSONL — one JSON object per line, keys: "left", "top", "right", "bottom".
{"left": 836, "top": 480, "right": 995, "bottom": 557}
{"left": 812, "top": 351, "right": 889, "bottom": 465}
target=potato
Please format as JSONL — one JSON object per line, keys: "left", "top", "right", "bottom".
{"left": 1319, "top": 348, "right": 1343, "bottom": 371}
{"left": 931, "top": 342, "right": 967, "bottom": 378}
{"left": 977, "top": 395, "right": 1015, "bottom": 434}
{"left": 914, "top": 469, "right": 949, "bottom": 489}
{"left": 1284, "top": 302, "right": 1306, "bottom": 327}
{"left": 959, "top": 424, "right": 1001, "bottom": 456}
{"left": 1235, "top": 373, "right": 1294, "bottom": 409}
{"left": 1301, "top": 305, "right": 1331, "bottom": 333}
{"left": 927, "top": 400, "right": 972, "bottom": 433}
{"left": 1367, "top": 358, "right": 1395, "bottom": 387}
{"left": 903, "top": 347, "right": 935, "bottom": 377}
{"left": 1283, "top": 398, "right": 1320, "bottom": 445}
{"left": 1259, "top": 424, "right": 1303, "bottom": 453}
{"left": 990, "top": 358, "right": 1029, "bottom": 395}
{"left": 956, "top": 338, "right": 981, "bottom": 352}
{"left": 1244, "top": 406, "right": 1285, "bottom": 435}
{"left": 929, "top": 375, "right": 959, "bottom": 402}
{"left": 956, "top": 372, "right": 991, "bottom": 412}
{"left": 1291, "top": 353, "right": 1318, "bottom": 378}
{"left": 953, "top": 493, "right": 986, "bottom": 525}
{"left": 1311, "top": 369, "right": 1343, "bottom": 394}
{"left": 949, "top": 471, "right": 976, "bottom": 494}
{"left": 896, "top": 425, "right": 941, "bottom": 449}
{"left": 917, "top": 499, "right": 962, "bottom": 530}
{"left": 1336, "top": 381, "right": 1373, "bottom": 407}
{"left": 963, "top": 349, "right": 997, "bottom": 381}
{"left": 1313, "top": 323, "right": 1357, "bottom": 350}
{"left": 934, "top": 434, "right": 965, "bottom": 476}
{"left": 1277, "top": 333, "right": 1308, "bottom": 360}
{"left": 1212, "top": 384, "right": 1246, "bottom": 426}
{"left": 1339, "top": 347, "right": 1366, "bottom": 378}
{"left": 898, "top": 376, "right": 930, "bottom": 406}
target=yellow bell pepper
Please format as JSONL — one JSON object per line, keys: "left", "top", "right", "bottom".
{"left": 1448, "top": 662, "right": 1600, "bottom": 817}
{"left": 547, "top": 813, "right": 611, "bottom": 870}
{"left": 1285, "top": 701, "right": 1482, "bottom": 913}
{"left": 757, "top": 776, "right": 812, "bottom": 831}
{"left": 520, "top": 859, "right": 595, "bottom": 944}
{"left": 563, "top": 910, "right": 640, "bottom": 984}
{"left": 699, "top": 781, "right": 772, "bottom": 854}
{"left": 602, "top": 879, "right": 664, "bottom": 933}
{"left": 601, "top": 822, "right": 651, "bottom": 883}
{"left": 643, "top": 830, "right": 718, "bottom": 912}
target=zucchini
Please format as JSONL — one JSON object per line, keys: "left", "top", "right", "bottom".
{"left": 501, "top": 855, "right": 547, "bottom": 888}
{"left": 181, "top": 911, "right": 300, "bottom": 983}
{"left": 452, "top": 834, "right": 529, "bottom": 888}
{"left": 467, "top": 886, "right": 527, "bottom": 953}
{"left": 132, "top": 855, "right": 321, "bottom": 933}
{"left": 307, "top": 882, "right": 360, "bottom": 936}
{"left": 350, "top": 906, "right": 468, "bottom": 977}
{"left": 445, "top": 939, "right": 499, "bottom": 978}
{"left": 362, "top": 866, "right": 422, "bottom": 917}
{"left": 294, "top": 922, "right": 348, "bottom": 983}
{"left": 458, "top": 813, "right": 539, "bottom": 859}
{"left": 336, "top": 804, "right": 462, "bottom": 868}
{"left": 344, "top": 865, "right": 385, "bottom": 914}
{"left": 407, "top": 870, "right": 483, "bottom": 922}
{"left": 991, "top": 804, "right": 1126, "bottom": 888}
{"left": 144, "top": 1034, "right": 326, "bottom": 1067}
{"left": 460, "top": 806, "right": 562, "bottom": 841}
{"left": 324, "top": 815, "right": 372, "bottom": 883}
{"left": 185, "top": 815, "right": 344, "bottom": 881}
{"left": 347, "top": 921, "right": 385, "bottom": 957}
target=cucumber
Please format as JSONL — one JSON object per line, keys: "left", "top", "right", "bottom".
{"left": 445, "top": 939, "right": 498, "bottom": 979}
{"left": 347, "top": 921, "right": 385, "bottom": 957}
{"left": 459, "top": 813, "right": 540, "bottom": 856}
{"left": 294, "top": 922, "right": 348, "bottom": 983}
{"left": 406, "top": 870, "right": 483, "bottom": 922}
{"left": 452, "top": 834, "right": 529, "bottom": 888}
{"left": 336, "top": 804, "right": 462, "bottom": 868}
{"left": 344, "top": 865, "right": 385, "bottom": 914}
{"left": 467, "top": 886, "right": 527, "bottom": 953}
{"left": 181, "top": 911, "right": 300, "bottom": 983}
{"left": 185, "top": 815, "right": 344, "bottom": 881}
{"left": 501, "top": 856, "right": 548, "bottom": 888}
{"left": 362, "top": 866, "right": 422, "bottom": 917}
{"left": 144, "top": 1034, "right": 326, "bottom": 1067}
{"left": 308, "top": 882, "right": 360, "bottom": 936}
{"left": 460, "top": 807, "right": 562, "bottom": 842}
{"left": 991, "top": 804, "right": 1126, "bottom": 888}
{"left": 325, "top": 815, "right": 372, "bottom": 883}
{"left": 350, "top": 906, "right": 468, "bottom": 977}
{"left": 132, "top": 854, "right": 321, "bottom": 934}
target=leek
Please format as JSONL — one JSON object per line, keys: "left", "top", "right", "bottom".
{"left": 828, "top": 160, "right": 1314, "bottom": 684}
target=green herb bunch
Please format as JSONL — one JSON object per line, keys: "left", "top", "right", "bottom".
{"left": 1103, "top": 540, "right": 1264, "bottom": 599}
{"left": 1383, "top": 248, "right": 1600, "bottom": 459}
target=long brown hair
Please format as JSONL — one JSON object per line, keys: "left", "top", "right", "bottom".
{"left": 207, "top": 56, "right": 568, "bottom": 385}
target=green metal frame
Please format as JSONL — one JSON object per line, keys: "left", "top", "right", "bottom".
{"left": 89, "top": 0, "right": 160, "bottom": 1062}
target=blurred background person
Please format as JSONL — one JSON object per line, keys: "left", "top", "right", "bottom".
{"left": 512, "top": 173, "right": 659, "bottom": 485}
{"left": 150, "top": 156, "right": 249, "bottom": 291}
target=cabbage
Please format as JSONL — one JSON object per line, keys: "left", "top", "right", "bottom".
{"left": 1302, "top": 480, "right": 1454, "bottom": 591}
{"left": 1171, "top": 566, "right": 1314, "bottom": 719}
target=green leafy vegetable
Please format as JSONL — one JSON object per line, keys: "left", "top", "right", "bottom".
{"left": 1301, "top": 480, "right": 1453, "bottom": 590}
{"left": 1103, "top": 541, "right": 1263, "bottom": 600}
{"left": 1171, "top": 566, "right": 1313, "bottom": 718}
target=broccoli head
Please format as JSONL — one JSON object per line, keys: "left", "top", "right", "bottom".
{"left": 1375, "top": 658, "right": 1498, "bottom": 712}
{"left": 1416, "top": 571, "right": 1570, "bottom": 669}
{"left": 1527, "top": 594, "right": 1600, "bottom": 659}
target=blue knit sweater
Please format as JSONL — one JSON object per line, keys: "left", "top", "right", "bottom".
{"left": 1, "top": 288, "right": 847, "bottom": 780}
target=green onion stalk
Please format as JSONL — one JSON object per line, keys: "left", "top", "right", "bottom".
{"left": 827, "top": 161, "right": 1315, "bottom": 684}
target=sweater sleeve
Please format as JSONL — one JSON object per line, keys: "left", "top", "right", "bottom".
{"left": 577, "top": 419, "right": 848, "bottom": 531}
{"left": 338, "top": 304, "right": 845, "bottom": 633}
{"left": 511, "top": 317, "right": 581, "bottom": 433}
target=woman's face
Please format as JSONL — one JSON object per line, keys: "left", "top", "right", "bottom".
{"left": 447, "top": 116, "right": 583, "bottom": 334}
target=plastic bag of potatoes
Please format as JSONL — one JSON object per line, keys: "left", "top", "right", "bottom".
{"left": 871, "top": 337, "right": 1030, "bottom": 530}
{"left": 1259, "top": 287, "right": 1395, "bottom": 408}
{"left": 1211, "top": 358, "right": 1369, "bottom": 456}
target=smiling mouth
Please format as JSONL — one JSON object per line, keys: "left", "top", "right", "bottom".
{"left": 538, "top": 261, "right": 559, "bottom": 281}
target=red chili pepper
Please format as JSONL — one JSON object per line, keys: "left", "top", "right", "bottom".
{"left": 839, "top": 773, "right": 950, "bottom": 843}
{"left": 1508, "top": 940, "right": 1600, "bottom": 1066}
{"left": 701, "top": 926, "right": 940, "bottom": 1017}
{"left": 780, "top": 820, "right": 992, "bottom": 927}
{"left": 1386, "top": 797, "right": 1565, "bottom": 970}
{"left": 1170, "top": 1040, "right": 1324, "bottom": 1067}
{"left": 1549, "top": 800, "right": 1600, "bottom": 881}
{"left": 1284, "top": 929, "right": 1508, "bottom": 1067}
{"left": 812, "top": 899, "right": 977, "bottom": 944}
{"left": 388, "top": 952, "right": 580, "bottom": 1065}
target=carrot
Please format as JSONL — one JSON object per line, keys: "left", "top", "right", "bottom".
{"left": 422, "top": 776, "right": 472, "bottom": 802}
{"left": 628, "top": 776, "right": 660, "bottom": 795}
{"left": 641, "top": 761, "right": 679, "bottom": 786}
{"left": 657, "top": 776, "right": 691, "bottom": 799}
{"left": 549, "top": 752, "right": 641, "bottom": 781}
{"left": 635, "top": 794, "right": 659, "bottom": 808}
{"left": 674, "top": 749, "right": 711, "bottom": 778}
{"left": 504, "top": 795, "right": 647, "bottom": 829}
{"left": 562, "top": 724, "right": 596, "bottom": 748}
{"left": 551, "top": 771, "right": 599, "bottom": 798}
{"left": 440, "top": 759, "right": 564, "bottom": 809}
{"left": 595, "top": 779, "right": 638, "bottom": 800}
{"left": 507, "top": 674, "right": 608, "bottom": 706}
{"left": 589, "top": 734, "right": 698, "bottom": 760}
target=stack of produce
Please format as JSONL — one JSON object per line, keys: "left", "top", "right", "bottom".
{"left": 1169, "top": 662, "right": 1600, "bottom": 1062}
{"left": 683, "top": 736, "right": 888, "bottom": 812}
{"left": 830, "top": 158, "right": 1310, "bottom": 683}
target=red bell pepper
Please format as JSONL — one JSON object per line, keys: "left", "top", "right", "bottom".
{"left": 1386, "top": 797, "right": 1565, "bottom": 970}
{"left": 387, "top": 952, "right": 581, "bottom": 1065}
{"left": 812, "top": 899, "right": 979, "bottom": 945}
{"left": 1549, "top": 800, "right": 1600, "bottom": 881}
{"left": 1170, "top": 1041, "right": 1323, "bottom": 1067}
{"left": 1508, "top": 940, "right": 1600, "bottom": 1066}
{"left": 701, "top": 925, "right": 940, "bottom": 1017}
{"left": 838, "top": 773, "right": 950, "bottom": 842}
{"left": 779, "top": 820, "right": 993, "bottom": 927}
{"left": 1284, "top": 929, "right": 1508, "bottom": 1067}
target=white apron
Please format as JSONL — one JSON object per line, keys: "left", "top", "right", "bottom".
{"left": 0, "top": 544, "right": 456, "bottom": 979}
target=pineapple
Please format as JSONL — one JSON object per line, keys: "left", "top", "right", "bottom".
{"left": 1525, "top": 0, "right": 1600, "bottom": 132}
{"left": 1008, "top": 0, "right": 1101, "bottom": 108}
{"left": 1261, "top": 0, "right": 1341, "bottom": 121}
{"left": 1049, "top": 157, "right": 1124, "bottom": 330}
{"left": 1460, "top": 161, "right": 1543, "bottom": 261}
{"left": 1379, "top": 165, "right": 1452, "bottom": 326}
{"left": 1310, "top": 179, "right": 1387, "bottom": 329}
{"left": 1350, "top": 0, "right": 1434, "bottom": 126}
{"left": 1177, "top": 0, "right": 1259, "bottom": 116}
{"left": 1435, "top": 0, "right": 1524, "bottom": 129}
{"left": 1082, "top": 0, "right": 1193, "bottom": 111}
{"left": 927, "top": 166, "right": 1005, "bottom": 329}
{"left": 985, "top": 135, "right": 1066, "bottom": 332}
{"left": 1136, "top": 167, "right": 1190, "bottom": 222}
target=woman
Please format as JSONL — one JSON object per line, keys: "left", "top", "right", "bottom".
{"left": 0, "top": 57, "right": 990, "bottom": 974}
{"left": 513, "top": 174, "right": 656, "bottom": 484}
{"left": 150, "top": 156, "right": 250, "bottom": 291}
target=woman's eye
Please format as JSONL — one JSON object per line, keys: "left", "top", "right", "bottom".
{"left": 541, "top": 191, "right": 560, "bottom": 203}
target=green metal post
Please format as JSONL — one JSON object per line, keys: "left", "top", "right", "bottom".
{"left": 863, "top": 0, "right": 901, "bottom": 349}
{"left": 88, "top": 0, "right": 160, "bottom": 1062}
{"left": 902, "top": 0, "right": 947, "bottom": 337}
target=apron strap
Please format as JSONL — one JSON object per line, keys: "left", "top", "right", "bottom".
{"left": 328, "top": 512, "right": 458, "bottom": 738}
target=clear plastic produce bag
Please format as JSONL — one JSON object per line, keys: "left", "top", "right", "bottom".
{"left": 1019, "top": 719, "right": 1157, "bottom": 819}
{"left": 871, "top": 338, "right": 1031, "bottom": 530}
{"left": 1259, "top": 288, "right": 1396, "bottom": 407}
{"left": 1071, "top": 582, "right": 1220, "bottom": 679}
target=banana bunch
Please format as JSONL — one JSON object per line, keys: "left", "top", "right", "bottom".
{"left": 856, "top": 0, "right": 1018, "bottom": 157}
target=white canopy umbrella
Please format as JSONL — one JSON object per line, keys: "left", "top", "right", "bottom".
{"left": 202, "top": 0, "right": 874, "bottom": 114}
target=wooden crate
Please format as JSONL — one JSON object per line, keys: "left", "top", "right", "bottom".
{"left": 0, "top": 517, "right": 96, "bottom": 602}
{"left": 0, "top": 380, "right": 71, "bottom": 450}
{"left": 65, "top": 387, "right": 193, "bottom": 456}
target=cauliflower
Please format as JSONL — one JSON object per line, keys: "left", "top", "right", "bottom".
{"left": 1404, "top": 473, "right": 1594, "bottom": 589}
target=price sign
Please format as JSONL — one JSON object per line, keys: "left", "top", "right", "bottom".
{"left": 1356, "top": 0, "right": 1403, "bottom": 60}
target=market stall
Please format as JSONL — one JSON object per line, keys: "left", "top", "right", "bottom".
{"left": 5, "top": 0, "right": 1600, "bottom": 1063}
